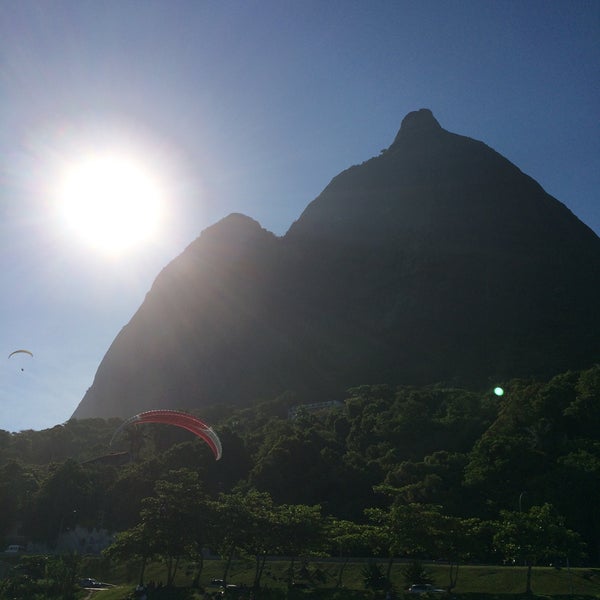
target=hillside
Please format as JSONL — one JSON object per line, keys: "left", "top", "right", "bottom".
{"left": 5, "top": 367, "right": 600, "bottom": 567}
{"left": 73, "top": 109, "right": 600, "bottom": 420}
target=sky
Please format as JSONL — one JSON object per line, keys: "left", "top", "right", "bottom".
{"left": 0, "top": 0, "right": 598, "bottom": 433}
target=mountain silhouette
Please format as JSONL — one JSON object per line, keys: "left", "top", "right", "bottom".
{"left": 72, "top": 109, "right": 600, "bottom": 420}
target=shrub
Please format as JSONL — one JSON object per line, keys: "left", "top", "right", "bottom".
{"left": 361, "top": 562, "right": 387, "bottom": 591}
{"left": 401, "top": 560, "right": 432, "bottom": 587}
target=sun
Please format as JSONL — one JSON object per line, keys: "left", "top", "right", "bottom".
{"left": 56, "top": 153, "right": 164, "bottom": 255}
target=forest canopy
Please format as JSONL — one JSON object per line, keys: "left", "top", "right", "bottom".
{"left": 1, "top": 365, "right": 599, "bottom": 569}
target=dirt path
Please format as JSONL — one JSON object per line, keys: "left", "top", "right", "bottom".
{"left": 83, "top": 589, "right": 108, "bottom": 600}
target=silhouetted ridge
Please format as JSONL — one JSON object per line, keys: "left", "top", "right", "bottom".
{"left": 285, "top": 110, "right": 596, "bottom": 253}
{"left": 392, "top": 107, "right": 442, "bottom": 142}
{"left": 72, "top": 110, "right": 600, "bottom": 420}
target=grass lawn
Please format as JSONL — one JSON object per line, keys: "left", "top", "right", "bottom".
{"left": 76, "top": 557, "right": 600, "bottom": 599}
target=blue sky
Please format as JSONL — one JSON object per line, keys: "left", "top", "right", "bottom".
{"left": 1, "top": 0, "right": 598, "bottom": 432}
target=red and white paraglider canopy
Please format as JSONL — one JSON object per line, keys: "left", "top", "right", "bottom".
{"left": 110, "top": 409, "right": 222, "bottom": 460}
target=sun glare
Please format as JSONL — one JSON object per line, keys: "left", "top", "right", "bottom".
{"left": 56, "top": 153, "right": 164, "bottom": 255}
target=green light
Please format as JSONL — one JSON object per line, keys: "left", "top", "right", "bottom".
{"left": 494, "top": 387, "right": 504, "bottom": 397}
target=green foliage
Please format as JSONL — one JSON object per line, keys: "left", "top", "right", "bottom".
{"left": 0, "top": 553, "right": 83, "bottom": 600}
{"left": 493, "top": 503, "right": 584, "bottom": 566}
{"left": 45, "top": 553, "right": 82, "bottom": 598}
{"left": 26, "top": 458, "right": 92, "bottom": 544}
{"left": 493, "top": 503, "right": 585, "bottom": 594}
{"left": 0, "top": 459, "right": 38, "bottom": 538}
{"left": 1, "top": 366, "right": 600, "bottom": 571}
{"left": 401, "top": 560, "right": 433, "bottom": 587}
{"left": 361, "top": 561, "right": 387, "bottom": 590}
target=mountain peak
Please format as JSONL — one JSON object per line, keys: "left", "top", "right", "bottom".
{"left": 393, "top": 108, "right": 442, "bottom": 143}
{"left": 72, "top": 111, "right": 600, "bottom": 421}
{"left": 400, "top": 108, "right": 442, "bottom": 132}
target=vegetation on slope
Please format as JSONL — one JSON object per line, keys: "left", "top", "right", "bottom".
{"left": 1, "top": 365, "right": 600, "bottom": 598}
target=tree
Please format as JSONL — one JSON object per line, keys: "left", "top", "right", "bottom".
{"left": 0, "top": 460, "right": 38, "bottom": 538}
{"left": 209, "top": 493, "right": 324, "bottom": 589}
{"left": 433, "top": 515, "right": 489, "bottom": 591}
{"left": 103, "top": 523, "right": 159, "bottom": 587}
{"left": 45, "top": 553, "right": 82, "bottom": 600}
{"left": 493, "top": 503, "right": 584, "bottom": 594}
{"left": 564, "top": 365, "right": 600, "bottom": 437}
{"left": 211, "top": 491, "right": 258, "bottom": 585}
{"left": 553, "top": 444, "right": 600, "bottom": 563}
{"left": 139, "top": 469, "right": 208, "bottom": 586}
{"left": 365, "top": 503, "right": 443, "bottom": 581}
{"left": 26, "top": 459, "right": 91, "bottom": 546}
{"left": 104, "top": 468, "right": 211, "bottom": 587}
{"left": 275, "top": 503, "right": 325, "bottom": 586}
{"left": 327, "top": 518, "right": 372, "bottom": 587}
{"left": 0, "top": 556, "right": 49, "bottom": 599}
{"left": 103, "top": 461, "right": 157, "bottom": 532}
{"left": 464, "top": 431, "right": 548, "bottom": 514}
{"left": 381, "top": 451, "right": 470, "bottom": 516}
{"left": 122, "top": 423, "right": 147, "bottom": 461}
{"left": 211, "top": 490, "right": 279, "bottom": 589}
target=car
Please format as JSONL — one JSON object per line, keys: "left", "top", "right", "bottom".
{"left": 79, "top": 578, "right": 109, "bottom": 588}
{"left": 407, "top": 583, "right": 447, "bottom": 595}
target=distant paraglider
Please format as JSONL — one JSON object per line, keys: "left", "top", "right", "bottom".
{"left": 110, "top": 409, "right": 222, "bottom": 460}
{"left": 8, "top": 349, "right": 33, "bottom": 371}
{"left": 8, "top": 349, "right": 33, "bottom": 359}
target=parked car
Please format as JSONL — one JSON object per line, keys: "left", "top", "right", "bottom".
{"left": 79, "top": 578, "right": 109, "bottom": 588}
{"left": 407, "top": 583, "right": 447, "bottom": 595}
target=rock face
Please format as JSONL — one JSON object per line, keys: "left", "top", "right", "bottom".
{"left": 72, "top": 110, "right": 600, "bottom": 420}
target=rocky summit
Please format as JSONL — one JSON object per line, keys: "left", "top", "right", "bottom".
{"left": 72, "top": 110, "right": 600, "bottom": 420}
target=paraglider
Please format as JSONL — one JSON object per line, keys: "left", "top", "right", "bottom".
{"left": 110, "top": 409, "right": 222, "bottom": 460}
{"left": 8, "top": 349, "right": 33, "bottom": 371}
{"left": 8, "top": 349, "right": 33, "bottom": 359}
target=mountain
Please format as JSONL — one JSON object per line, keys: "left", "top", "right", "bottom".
{"left": 72, "top": 109, "right": 600, "bottom": 420}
